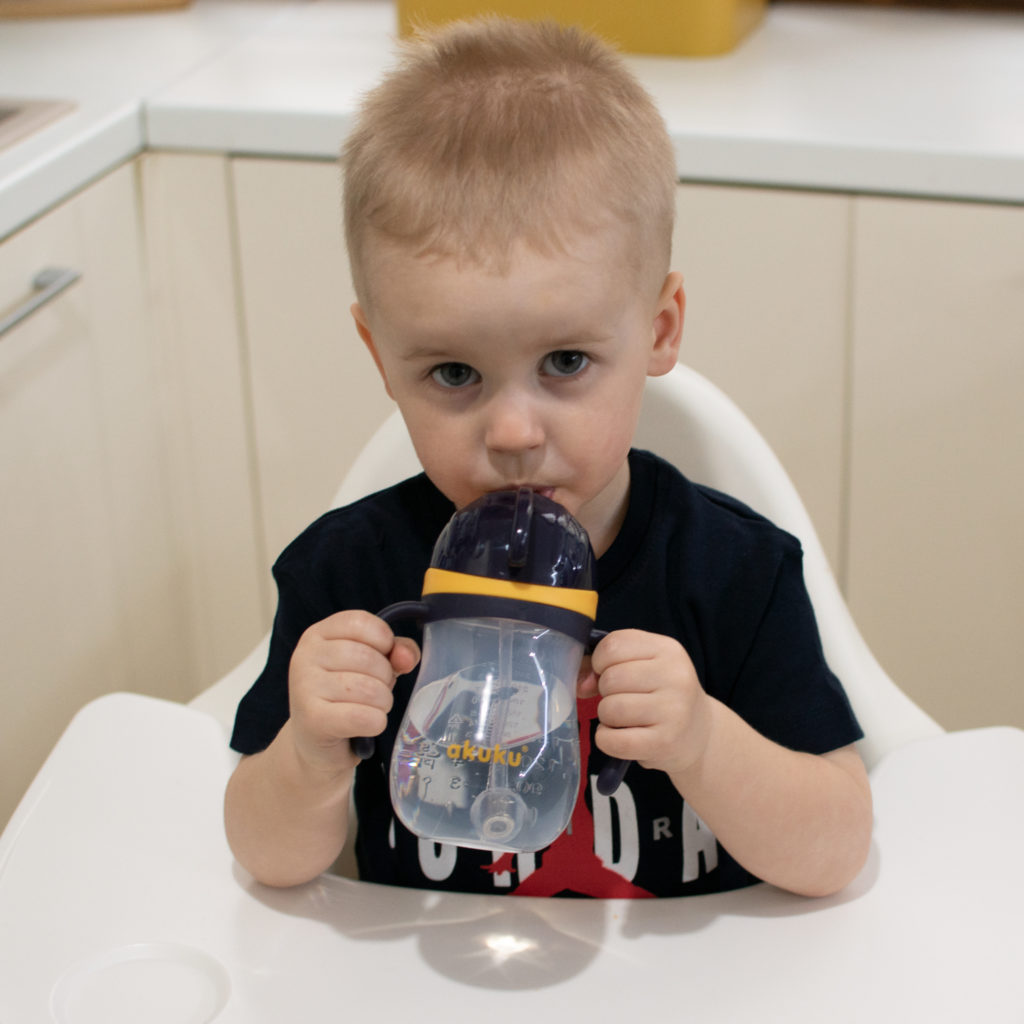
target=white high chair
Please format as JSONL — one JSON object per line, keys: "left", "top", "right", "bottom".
{"left": 190, "top": 362, "right": 942, "bottom": 769}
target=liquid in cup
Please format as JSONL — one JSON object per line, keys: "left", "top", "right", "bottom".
{"left": 390, "top": 616, "right": 582, "bottom": 852}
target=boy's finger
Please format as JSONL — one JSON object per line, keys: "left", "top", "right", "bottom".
{"left": 315, "top": 609, "right": 396, "bottom": 651}
{"left": 589, "top": 628, "right": 657, "bottom": 674}
{"left": 389, "top": 637, "right": 421, "bottom": 677}
{"left": 576, "top": 655, "right": 599, "bottom": 698}
{"left": 306, "top": 635, "right": 393, "bottom": 679}
{"left": 594, "top": 661, "right": 660, "bottom": 697}
{"left": 320, "top": 670, "right": 395, "bottom": 711}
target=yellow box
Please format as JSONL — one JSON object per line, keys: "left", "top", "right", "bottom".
{"left": 396, "top": 0, "right": 765, "bottom": 57}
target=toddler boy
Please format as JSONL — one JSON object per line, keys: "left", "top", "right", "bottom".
{"left": 225, "top": 17, "right": 871, "bottom": 898}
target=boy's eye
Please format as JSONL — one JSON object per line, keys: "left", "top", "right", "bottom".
{"left": 542, "top": 350, "right": 589, "bottom": 377}
{"left": 431, "top": 362, "right": 479, "bottom": 388}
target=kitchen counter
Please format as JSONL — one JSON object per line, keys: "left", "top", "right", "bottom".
{"left": 0, "top": 0, "right": 294, "bottom": 240}
{"left": 2, "top": 0, "right": 1023, "bottom": 241}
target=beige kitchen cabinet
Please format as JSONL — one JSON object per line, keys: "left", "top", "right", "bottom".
{"left": 0, "top": 161, "right": 186, "bottom": 827}
{"left": 672, "top": 184, "right": 851, "bottom": 579}
{"left": 229, "top": 156, "right": 395, "bottom": 593}
{"left": 847, "top": 196, "right": 1024, "bottom": 731}
{"left": 139, "top": 151, "right": 268, "bottom": 687}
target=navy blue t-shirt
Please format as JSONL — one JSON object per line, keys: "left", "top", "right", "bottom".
{"left": 231, "top": 450, "right": 862, "bottom": 897}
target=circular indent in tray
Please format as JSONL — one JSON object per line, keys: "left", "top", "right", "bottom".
{"left": 50, "top": 942, "right": 230, "bottom": 1024}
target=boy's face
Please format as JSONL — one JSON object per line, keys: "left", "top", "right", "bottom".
{"left": 353, "top": 229, "right": 683, "bottom": 556}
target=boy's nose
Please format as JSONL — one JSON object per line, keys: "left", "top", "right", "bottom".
{"left": 483, "top": 393, "right": 544, "bottom": 455}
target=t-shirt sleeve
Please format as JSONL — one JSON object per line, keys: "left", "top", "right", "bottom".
{"left": 725, "top": 539, "right": 863, "bottom": 756}
{"left": 226, "top": 476, "right": 450, "bottom": 757}
{"left": 229, "top": 560, "right": 326, "bottom": 756}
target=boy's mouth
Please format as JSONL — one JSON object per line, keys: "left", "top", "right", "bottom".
{"left": 486, "top": 484, "right": 557, "bottom": 504}
{"left": 503, "top": 484, "right": 555, "bottom": 500}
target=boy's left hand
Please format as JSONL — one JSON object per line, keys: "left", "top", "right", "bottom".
{"left": 578, "top": 629, "right": 713, "bottom": 778}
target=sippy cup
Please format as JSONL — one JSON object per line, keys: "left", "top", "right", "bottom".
{"left": 364, "top": 487, "right": 629, "bottom": 854}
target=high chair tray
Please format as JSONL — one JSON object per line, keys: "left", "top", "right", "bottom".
{"left": 1, "top": 693, "right": 1022, "bottom": 1022}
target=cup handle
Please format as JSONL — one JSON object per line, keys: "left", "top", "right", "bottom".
{"left": 351, "top": 601, "right": 430, "bottom": 760}
{"left": 586, "top": 628, "right": 631, "bottom": 795}
{"left": 596, "top": 757, "right": 631, "bottom": 796}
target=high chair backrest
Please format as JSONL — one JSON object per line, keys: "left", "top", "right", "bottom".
{"left": 327, "top": 363, "right": 942, "bottom": 768}
{"left": 636, "top": 365, "right": 942, "bottom": 767}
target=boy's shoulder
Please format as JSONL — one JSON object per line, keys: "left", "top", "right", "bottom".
{"left": 628, "top": 447, "right": 800, "bottom": 556}
{"left": 272, "top": 473, "right": 454, "bottom": 586}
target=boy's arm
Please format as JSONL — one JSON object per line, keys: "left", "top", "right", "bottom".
{"left": 667, "top": 708, "right": 871, "bottom": 898}
{"left": 585, "top": 630, "right": 872, "bottom": 898}
{"left": 224, "top": 724, "right": 355, "bottom": 888}
{"left": 224, "top": 610, "right": 419, "bottom": 888}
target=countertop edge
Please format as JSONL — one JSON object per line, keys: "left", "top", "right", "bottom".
{"left": 0, "top": 110, "right": 143, "bottom": 242}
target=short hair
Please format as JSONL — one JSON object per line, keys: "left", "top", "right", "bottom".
{"left": 342, "top": 17, "right": 676, "bottom": 306}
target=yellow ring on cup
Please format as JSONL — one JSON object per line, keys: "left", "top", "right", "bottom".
{"left": 422, "top": 567, "right": 598, "bottom": 619}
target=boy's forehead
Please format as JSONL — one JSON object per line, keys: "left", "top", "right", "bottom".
{"left": 360, "top": 234, "right": 659, "bottom": 362}
{"left": 360, "top": 220, "right": 646, "bottom": 301}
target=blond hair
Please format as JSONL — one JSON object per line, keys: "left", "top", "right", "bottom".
{"left": 342, "top": 17, "right": 676, "bottom": 306}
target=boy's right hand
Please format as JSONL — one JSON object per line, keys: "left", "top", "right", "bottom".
{"left": 287, "top": 609, "right": 420, "bottom": 776}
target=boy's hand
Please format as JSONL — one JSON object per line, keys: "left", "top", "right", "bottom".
{"left": 287, "top": 609, "right": 420, "bottom": 776}
{"left": 578, "top": 629, "right": 712, "bottom": 778}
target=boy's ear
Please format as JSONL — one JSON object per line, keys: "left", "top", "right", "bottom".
{"left": 351, "top": 302, "right": 395, "bottom": 400}
{"left": 647, "top": 271, "right": 685, "bottom": 377}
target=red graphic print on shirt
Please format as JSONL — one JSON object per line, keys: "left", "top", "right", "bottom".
{"left": 483, "top": 695, "right": 654, "bottom": 898}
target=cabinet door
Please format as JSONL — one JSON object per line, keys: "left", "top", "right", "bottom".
{"left": 848, "top": 197, "right": 1024, "bottom": 731}
{"left": 672, "top": 184, "right": 851, "bottom": 577}
{"left": 230, "top": 157, "right": 395, "bottom": 585}
{"left": 139, "top": 152, "right": 267, "bottom": 683}
{"left": 0, "top": 162, "right": 183, "bottom": 825}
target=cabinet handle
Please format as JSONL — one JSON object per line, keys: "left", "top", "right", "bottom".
{"left": 0, "top": 267, "right": 82, "bottom": 339}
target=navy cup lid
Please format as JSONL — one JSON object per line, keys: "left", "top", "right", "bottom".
{"left": 430, "top": 487, "right": 595, "bottom": 591}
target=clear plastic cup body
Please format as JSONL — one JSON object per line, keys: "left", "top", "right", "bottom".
{"left": 389, "top": 616, "right": 582, "bottom": 852}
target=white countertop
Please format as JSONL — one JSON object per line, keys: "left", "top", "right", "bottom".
{"left": 2, "top": 0, "right": 1023, "bottom": 241}
{"left": 0, "top": 0, "right": 295, "bottom": 240}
